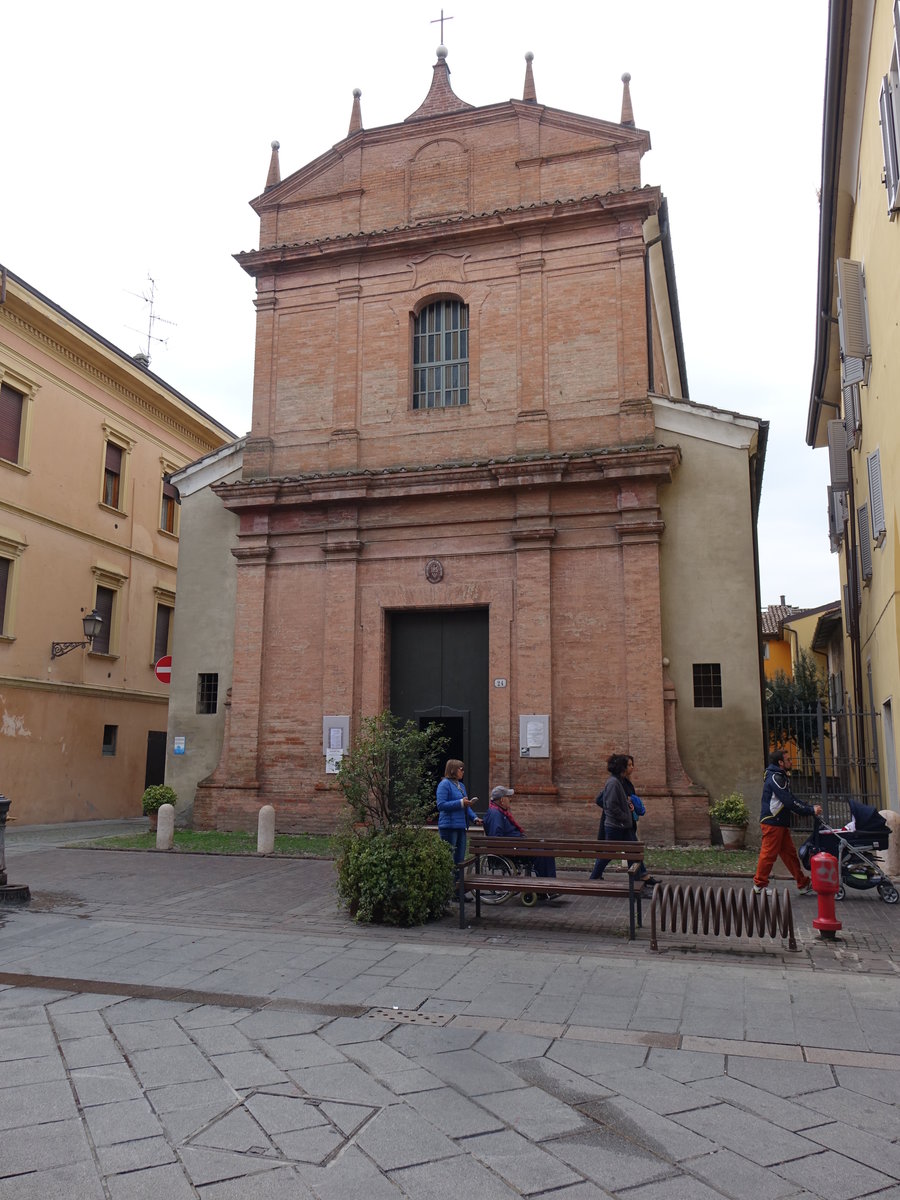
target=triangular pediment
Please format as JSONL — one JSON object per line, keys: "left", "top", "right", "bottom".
{"left": 246, "top": 93, "right": 651, "bottom": 256}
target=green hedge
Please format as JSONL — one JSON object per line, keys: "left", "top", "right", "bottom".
{"left": 336, "top": 826, "right": 453, "bottom": 926}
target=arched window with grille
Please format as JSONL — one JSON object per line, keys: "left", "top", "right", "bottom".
{"left": 412, "top": 299, "right": 469, "bottom": 409}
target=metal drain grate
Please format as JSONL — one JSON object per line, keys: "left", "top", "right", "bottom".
{"left": 367, "top": 1007, "right": 453, "bottom": 1025}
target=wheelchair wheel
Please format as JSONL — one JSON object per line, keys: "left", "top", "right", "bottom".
{"left": 878, "top": 882, "right": 899, "bottom": 904}
{"left": 480, "top": 855, "right": 515, "bottom": 904}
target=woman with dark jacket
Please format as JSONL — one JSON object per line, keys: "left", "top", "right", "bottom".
{"left": 589, "top": 753, "right": 655, "bottom": 884}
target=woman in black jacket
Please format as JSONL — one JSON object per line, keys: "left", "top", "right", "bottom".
{"left": 589, "top": 753, "right": 655, "bottom": 884}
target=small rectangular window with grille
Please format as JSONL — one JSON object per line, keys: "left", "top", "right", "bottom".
{"left": 197, "top": 672, "right": 219, "bottom": 714}
{"left": 692, "top": 663, "right": 723, "bottom": 708}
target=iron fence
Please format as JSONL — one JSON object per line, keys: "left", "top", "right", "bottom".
{"left": 765, "top": 700, "right": 881, "bottom": 830}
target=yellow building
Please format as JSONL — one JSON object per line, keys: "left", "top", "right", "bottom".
{"left": 761, "top": 598, "right": 837, "bottom": 685}
{"left": 0, "top": 268, "right": 233, "bottom": 824}
{"left": 807, "top": 0, "right": 900, "bottom": 812}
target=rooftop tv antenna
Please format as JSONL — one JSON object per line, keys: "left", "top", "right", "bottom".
{"left": 126, "top": 275, "right": 176, "bottom": 365}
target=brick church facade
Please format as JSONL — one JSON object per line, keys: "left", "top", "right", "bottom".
{"left": 194, "top": 48, "right": 767, "bottom": 841}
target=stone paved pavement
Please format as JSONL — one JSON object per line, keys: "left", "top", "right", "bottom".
{"left": 1, "top": 832, "right": 899, "bottom": 1198}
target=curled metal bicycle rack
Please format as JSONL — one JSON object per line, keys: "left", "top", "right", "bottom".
{"left": 650, "top": 883, "right": 796, "bottom": 952}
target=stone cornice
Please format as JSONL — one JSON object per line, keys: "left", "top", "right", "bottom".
{"left": 0, "top": 675, "right": 167, "bottom": 703}
{"left": 321, "top": 539, "right": 364, "bottom": 558}
{"left": 510, "top": 526, "right": 557, "bottom": 548}
{"left": 214, "top": 445, "right": 681, "bottom": 513}
{"left": 0, "top": 306, "right": 226, "bottom": 454}
{"left": 615, "top": 519, "right": 666, "bottom": 544}
{"left": 231, "top": 545, "right": 272, "bottom": 565}
{"left": 0, "top": 497, "right": 180, "bottom": 573}
{"left": 236, "top": 188, "right": 661, "bottom": 277}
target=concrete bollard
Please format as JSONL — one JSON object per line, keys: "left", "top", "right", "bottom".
{"left": 258, "top": 804, "right": 275, "bottom": 855}
{"left": 156, "top": 804, "right": 175, "bottom": 850}
{"left": 881, "top": 810, "right": 900, "bottom": 877}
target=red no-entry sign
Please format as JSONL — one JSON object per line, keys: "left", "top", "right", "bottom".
{"left": 154, "top": 655, "right": 172, "bottom": 684}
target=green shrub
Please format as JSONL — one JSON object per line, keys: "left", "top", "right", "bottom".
{"left": 336, "top": 710, "right": 447, "bottom": 831}
{"left": 141, "top": 784, "right": 178, "bottom": 815}
{"left": 708, "top": 792, "right": 750, "bottom": 826}
{"left": 335, "top": 825, "right": 453, "bottom": 926}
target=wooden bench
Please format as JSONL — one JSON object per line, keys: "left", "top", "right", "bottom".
{"left": 457, "top": 836, "right": 648, "bottom": 939}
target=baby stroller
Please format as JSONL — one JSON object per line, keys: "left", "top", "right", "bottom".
{"left": 799, "top": 799, "right": 898, "bottom": 904}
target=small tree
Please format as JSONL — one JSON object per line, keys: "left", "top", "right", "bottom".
{"left": 334, "top": 712, "right": 452, "bottom": 926}
{"left": 766, "top": 649, "right": 827, "bottom": 714}
{"left": 766, "top": 649, "right": 829, "bottom": 764}
{"left": 336, "top": 711, "right": 447, "bottom": 832}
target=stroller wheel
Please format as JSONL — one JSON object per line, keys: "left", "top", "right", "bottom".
{"left": 878, "top": 882, "right": 899, "bottom": 904}
{"left": 834, "top": 885, "right": 845, "bottom": 901}
{"left": 521, "top": 892, "right": 538, "bottom": 907}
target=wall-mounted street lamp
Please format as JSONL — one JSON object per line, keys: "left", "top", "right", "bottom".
{"left": 51, "top": 609, "right": 104, "bottom": 659}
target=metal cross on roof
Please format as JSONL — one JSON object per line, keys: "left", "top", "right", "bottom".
{"left": 430, "top": 8, "right": 453, "bottom": 42}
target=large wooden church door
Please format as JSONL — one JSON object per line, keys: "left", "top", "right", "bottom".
{"left": 389, "top": 608, "right": 489, "bottom": 812}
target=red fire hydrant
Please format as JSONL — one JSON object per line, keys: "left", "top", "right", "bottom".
{"left": 811, "top": 850, "right": 842, "bottom": 940}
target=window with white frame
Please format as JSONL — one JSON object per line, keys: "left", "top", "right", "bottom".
{"left": 99, "top": 424, "right": 134, "bottom": 513}
{"left": 89, "top": 567, "right": 127, "bottom": 657}
{"left": 0, "top": 532, "right": 26, "bottom": 639}
{"left": 153, "top": 603, "right": 173, "bottom": 663}
{"left": 842, "top": 382, "right": 862, "bottom": 448}
{"left": 103, "top": 442, "right": 125, "bottom": 509}
{"left": 858, "top": 503, "right": 873, "bottom": 581}
{"left": 867, "top": 447, "right": 886, "bottom": 547}
{"left": 159, "top": 460, "right": 180, "bottom": 535}
{"left": 879, "top": 1, "right": 900, "bottom": 214}
{"left": 827, "top": 485, "right": 847, "bottom": 553}
{"left": 836, "top": 259, "right": 871, "bottom": 386}
{"left": 160, "top": 479, "right": 178, "bottom": 534}
{"left": 0, "top": 556, "right": 11, "bottom": 636}
{"left": 412, "top": 299, "right": 469, "bottom": 409}
{"left": 152, "top": 587, "right": 175, "bottom": 664}
{"left": 0, "top": 383, "right": 25, "bottom": 465}
{"left": 0, "top": 368, "right": 37, "bottom": 470}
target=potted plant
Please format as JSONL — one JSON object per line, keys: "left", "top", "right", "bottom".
{"left": 334, "top": 711, "right": 451, "bottom": 926}
{"left": 709, "top": 792, "right": 750, "bottom": 850}
{"left": 142, "top": 784, "right": 177, "bottom": 831}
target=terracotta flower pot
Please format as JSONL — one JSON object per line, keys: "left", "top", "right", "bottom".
{"left": 720, "top": 824, "right": 747, "bottom": 850}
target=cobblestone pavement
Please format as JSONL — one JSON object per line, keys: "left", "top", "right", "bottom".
{"left": 1, "top": 837, "right": 899, "bottom": 1199}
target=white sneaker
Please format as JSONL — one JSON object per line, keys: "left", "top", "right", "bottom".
{"left": 752, "top": 885, "right": 774, "bottom": 897}
{"left": 797, "top": 884, "right": 814, "bottom": 896}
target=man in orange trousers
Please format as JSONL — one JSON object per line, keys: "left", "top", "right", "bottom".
{"left": 753, "top": 749, "right": 822, "bottom": 896}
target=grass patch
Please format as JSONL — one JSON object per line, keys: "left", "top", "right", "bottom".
{"left": 76, "top": 830, "right": 335, "bottom": 856}
{"left": 76, "top": 831, "right": 756, "bottom": 874}
{"left": 558, "top": 846, "right": 757, "bottom": 875}
{"left": 645, "top": 846, "right": 757, "bottom": 875}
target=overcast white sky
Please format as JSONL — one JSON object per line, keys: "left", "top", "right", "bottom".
{"left": 3, "top": 0, "right": 835, "bottom": 608}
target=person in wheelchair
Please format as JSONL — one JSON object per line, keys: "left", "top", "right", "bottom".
{"left": 482, "top": 786, "right": 558, "bottom": 891}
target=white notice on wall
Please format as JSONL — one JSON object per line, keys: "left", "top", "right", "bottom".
{"left": 173, "top": 737, "right": 186, "bottom": 756}
{"left": 325, "top": 749, "right": 345, "bottom": 774}
{"left": 526, "top": 720, "right": 544, "bottom": 749}
{"left": 328, "top": 726, "right": 343, "bottom": 750}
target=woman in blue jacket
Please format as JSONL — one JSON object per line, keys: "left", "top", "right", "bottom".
{"left": 436, "top": 759, "right": 480, "bottom": 865}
